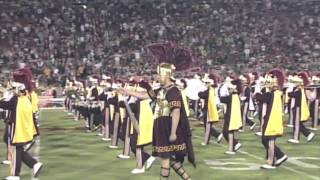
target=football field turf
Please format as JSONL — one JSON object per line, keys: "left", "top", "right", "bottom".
{"left": 0, "top": 109, "right": 319, "bottom": 180}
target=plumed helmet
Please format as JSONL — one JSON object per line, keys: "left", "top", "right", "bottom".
{"left": 298, "top": 71, "right": 310, "bottom": 86}
{"left": 13, "top": 68, "right": 33, "bottom": 91}
{"left": 268, "top": 69, "right": 285, "bottom": 88}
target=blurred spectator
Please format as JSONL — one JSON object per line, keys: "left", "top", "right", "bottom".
{"left": 0, "top": 0, "right": 319, "bottom": 86}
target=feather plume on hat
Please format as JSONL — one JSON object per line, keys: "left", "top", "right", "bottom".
{"left": 268, "top": 69, "right": 285, "bottom": 88}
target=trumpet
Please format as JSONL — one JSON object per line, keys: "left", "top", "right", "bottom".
{"left": 0, "top": 87, "right": 6, "bottom": 93}
{"left": 283, "top": 81, "right": 320, "bottom": 89}
{"left": 251, "top": 82, "right": 274, "bottom": 89}
{"left": 304, "top": 84, "right": 320, "bottom": 90}
{"left": 0, "top": 86, "right": 14, "bottom": 93}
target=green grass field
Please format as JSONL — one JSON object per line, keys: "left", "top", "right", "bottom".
{"left": 1, "top": 109, "right": 319, "bottom": 180}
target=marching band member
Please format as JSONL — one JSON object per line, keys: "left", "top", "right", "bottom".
{"left": 250, "top": 72, "right": 259, "bottom": 118}
{"left": 99, "top": 76, "right": 113, "bottom": 141}
{"left": 239, "top": 74, "right": 256, "bottom": 131}
{"left": 117, "top": 81, "right": 131, "bottom": 159}
{"left": 193, "top": 74, "right": 201, "bottom": 118}
{"left": 285, "top": 73, "right": 297, "bottom": 128}
{"left": 254, "top": 75, "right": 268, "bottom": 137}
{"left": 219, "top": 78, "right": 243, "bottom": 155}
{"left": 255, "top": 69, "right": 288, "bottom": 169}
{"left": 109, "top": 80, "right": 123, "bottom": 149}
{"left": 176, "top": 79, "right": 190, "bottom": 118}
{"left": 124, "top": 80, "right": 156, "bottom": 174}
{"left": 120, "top": 79, "right": 138, "bottom": 159}
{"left": 13, "top": 68, "right": 40, "bottom": 152}
{"left": 288, "top": 72, "right": 315, "bottom": 143}
{"left": 1, "top": 83, "right": 14, "bottom": 166}
{"left": 86, "top": 77, "right": 102, "bottom": 132}
{"left": 198, "top": 73, "right": 223, "bottom": 146}
{"left": 64, "top": 78, "right": 73, "bottom": 112}
{"left": 87, "top": 76, "right": 102, "bottom": 101}
{"left": 187, "top": 74, "right": 205, "bottom": 119}
{"left": 309, "top": 73, "right": 320, "bottom": 129}
{"left": 23, "top": 80, "right": 40, "bottom": 152}
{"left": 74, "top": 81, "right": 87, "bottom": 122}
{"left": 218, "top": 75, "right": 235, "bottom": 113}
{"left": 106, "top": 86, "right": 116, "bottom": 143}
{"left": 0, "top": 69, "right": 43, "bottom": 180}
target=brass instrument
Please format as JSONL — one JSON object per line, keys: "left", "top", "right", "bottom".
{"left": 0, "top": 87, "right": 7, "bottom": 93}
{"left": 304, "top": 84, "right": 320, "bottom": 90}
{"left": 283, "top": 80, "right": 320, "bottom": 89}
{"left": 0, "top": 86, "right": 15, "bottom": 94}
{"left": 253, "top": 83, "right": 273, "bottom": 89}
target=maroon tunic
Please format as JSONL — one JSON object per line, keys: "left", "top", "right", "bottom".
{"left": 148, "top": 85, "right": 195, "bottom": 166}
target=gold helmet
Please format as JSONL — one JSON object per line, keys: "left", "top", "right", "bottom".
{"left": 157, "top": 63, "right": 176, "bottom": 81}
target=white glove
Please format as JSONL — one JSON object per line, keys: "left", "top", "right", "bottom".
{"left": 4, "top": 91, "right": 14, "bottom": 101}
{"left": 106, "top": 92, "right": 113, "bottom": 97}
{"left": 219, "top": 84, "right": 229, "bottom": 97}
{"left": 254, "top": 84, "right": 261, "bottom": 94}
{"left": 240, "top": 96, "right": 246, "bottom": 101}
{"left": 119, "top": 95, "right": 128, "bottom": 101}
{"left": 128, "top": 97, "right": 138, "bottom": 104}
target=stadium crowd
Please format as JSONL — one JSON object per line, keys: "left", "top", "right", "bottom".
{"left": 0, "top": 0, "right": 319, "bottom": 86}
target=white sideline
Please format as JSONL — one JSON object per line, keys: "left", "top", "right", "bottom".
{"left": 194, "top": 135, "right": 320, "bottom": 180}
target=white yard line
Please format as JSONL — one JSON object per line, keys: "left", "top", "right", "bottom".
{"left": 194, "top": 135, "right": 320, "bottom": 180}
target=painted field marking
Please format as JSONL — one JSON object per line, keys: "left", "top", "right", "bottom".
{"left": 287, "top": 157, "right": 320, "bottom": 169}
{"left": 194, "top": 135, "right": 320, "bottom": 180}
{"left": 204, "top": 159, "right": 261, "bottom": 171}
